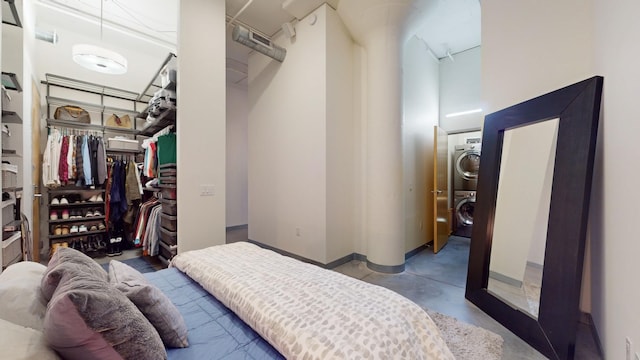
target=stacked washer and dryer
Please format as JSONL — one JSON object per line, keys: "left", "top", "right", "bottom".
{"left": 453, "top": 143, "right": 481, "bottom": 237}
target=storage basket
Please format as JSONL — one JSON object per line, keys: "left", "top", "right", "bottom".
{"left": 159, "top": 227, "right": 177, "bottom": 246}
{"left": 160, "top": 198, "right": 177, "bottom": 216}
{"left": 160, "top": 212, "right": 177, "bottom": 232}
{"left": 2, "top": 232, "right": 22, "bottom": 266}
{"left": 1, "top": 164, "right": 18, "bottom": 189}
{"left": 160, "top": 185, "right": 176, "bottom": 200}
{"left": 107, "top": 137, "right": 140, "bottom": 151}
{"left": 159, "top": 240, "right": 177, "bottom": 260}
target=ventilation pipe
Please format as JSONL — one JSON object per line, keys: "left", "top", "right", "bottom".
{"left": 232, "top": 25, "right": 286, "bottom": 62}
{"left": 338, "top": 0, "right": 436, "bottom": 273}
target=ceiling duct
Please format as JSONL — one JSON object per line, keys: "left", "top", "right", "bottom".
{"left": 232, "top": 25, "right": 286, "bottom": 62}
{"left": 35, "top": 28, "right": 59, "bottom": 44}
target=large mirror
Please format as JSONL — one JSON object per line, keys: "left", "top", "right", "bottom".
{"left": 465, "top": 76, "right": 603, "bottom": 360}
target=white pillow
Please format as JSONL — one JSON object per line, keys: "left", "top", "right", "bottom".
{"left": 0, "top": 318, "right": 60, "bottom": 360}
{"left": 0, "top": 261, "right": 48, "bottom": 330}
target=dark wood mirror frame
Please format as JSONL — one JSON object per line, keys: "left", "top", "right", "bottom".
{"left": 465, "top": 76, "right": 603, "bottom": 360}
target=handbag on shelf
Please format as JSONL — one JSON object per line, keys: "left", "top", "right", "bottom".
{"left": 105, "top": 114, "right": 132, "bottom": 129}
{"left": 53, "top": 105, "right": 91, "bottom": 124}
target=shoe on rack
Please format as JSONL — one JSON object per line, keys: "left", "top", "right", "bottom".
{"left": 97, "top": 238, "right": 107, "bottom": 250}
{"left": 97, "top": 222, "right": 106, "bottom": 230}
{"left": 53, "top": 225, "right": 62, "bottom": 236}
{"left": 96, "top": 194, "right": 104, "bottom": 202}
{"left": 93, "top": 210, "right": 102, "bottom": 217}
{"left": 61, "top": 210, "right": 70, "bottom": 220}
{"left": 70, "top": 225, "right": 79, "bottom": 233}
{"left": 51, "top": 197, "right": 60, "bottom": 205}
{"left": 71, "top": 210, "right": 81, "bottom": 219}
{"left": 79, "top": 224, "right": 88, "bottom": 233}
{"left": 88, "top": 195, "right": 98, "bottom": 202}
{"left": 50, "top": 211, "right": 58, "bottom": 220}
{"left": 85, "top": 210, "right": 94, "bottom": 217}
{"left": 61, "top": 226, "right": 70, "bottom": 235}
{"left": 60, "top": 197, "right": 69, "bottom": 205}
{"left": 89, "top": 225, "right": 98, "bottom": 232}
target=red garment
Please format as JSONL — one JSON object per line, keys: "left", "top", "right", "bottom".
{"left": 58, "top": 136, "right": 69, "bottom": 184}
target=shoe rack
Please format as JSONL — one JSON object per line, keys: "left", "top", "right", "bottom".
{"left": 48, "top": 188, "right": 108, "bottom": 258}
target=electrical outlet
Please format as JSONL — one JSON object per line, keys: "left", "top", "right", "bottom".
{"left": 627, "top": 337, "right": 632, "bottom": 360}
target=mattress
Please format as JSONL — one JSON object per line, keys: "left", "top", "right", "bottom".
{"left": 144, "top": 268, "right": 283, "bottom": 360}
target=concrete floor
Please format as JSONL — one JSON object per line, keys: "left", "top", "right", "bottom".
{"left": 233, "top": 229, "right": 601, "bottom": 360}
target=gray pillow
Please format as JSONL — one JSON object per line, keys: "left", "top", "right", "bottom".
{"left": 109, "top": 260, "right": 189, "bottom": 348}
{"left": 42, "top": 248, "right": 167, "bottom": 360}
{"left": 41, "top": 247, "right": 108, "bottom": 302}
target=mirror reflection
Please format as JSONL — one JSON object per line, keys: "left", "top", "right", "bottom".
{"left": 487, "top": 118, "right": 559, "bottom": 318}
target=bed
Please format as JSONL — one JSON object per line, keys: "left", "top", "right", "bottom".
{"left": 0, "top": 242, "right": 454, "bottom": 360}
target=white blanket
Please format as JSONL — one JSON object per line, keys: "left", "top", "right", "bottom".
{"left": 171, "top": 242, "right": 454, "bottom": 360}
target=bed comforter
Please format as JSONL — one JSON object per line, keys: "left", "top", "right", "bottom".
{"left": 171, "top": 242, "right": 454, "bottom": 360}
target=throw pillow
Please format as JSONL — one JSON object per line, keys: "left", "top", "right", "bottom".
{"left": 44, "top": 265, "right": 167, "bottom": 360}
{"left": 0, "top": 262, "right": 48, "bottom": 330}
{"left": 40, "top": 247, "right": 108, "bottom": 302}
{"left": 0, "top": 318, "right": 60, "bottom": 360}
{"left": 42, "top": 248, "right": 167, "bottom": 360}
{"left": 109, "top": 260, "right": 189, "bottom": 348}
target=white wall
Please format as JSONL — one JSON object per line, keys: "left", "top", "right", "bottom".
{"left": 226, "top": 84, "right": 248, "bottom": 227}
{"left": 248, "top": 6, "right": 329, "bottom": 263}
{"left": 403, "top": 36, "right": 439, "bottom": 251}
{"left": 325, "top": 6, "right": 356, "bottom": 263}
{"left": 248, "top": 5, "right": 356, "bottom": 264}
{"left": 177, "top": 0, "right": 226, "bottom": 252}
{"left": 439, "top": 47, "right": 482, "bottom": 132}
{"left": 591, "top": 0, "right": 640, "bottom": 358}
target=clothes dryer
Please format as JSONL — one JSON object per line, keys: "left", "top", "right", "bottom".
{"left": 453, "top": 190, "right": 476, "bottom": 238}
{"left": 453, "top": 144, "right": 481, "bottom": 191}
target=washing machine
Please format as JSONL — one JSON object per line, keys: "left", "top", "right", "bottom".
{"left": 453, "top": 144, "right": 481, "bottom": 191}
{"left": 453, "top": 190, "right": 476, "bottom": 237}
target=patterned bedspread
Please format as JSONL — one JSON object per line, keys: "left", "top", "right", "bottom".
{"left": 171, "top": 242, "right": 454, "bottom": 360}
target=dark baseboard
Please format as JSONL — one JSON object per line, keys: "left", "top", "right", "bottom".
{"left": 247, "top": 239, "right": 429, "bottom": 272}
{"left": 226, "top": 224, "right": 248, "bottom": 231}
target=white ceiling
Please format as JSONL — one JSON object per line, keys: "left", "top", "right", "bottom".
{"left": 32, "top": 0, "right": 480, "bottom": 91}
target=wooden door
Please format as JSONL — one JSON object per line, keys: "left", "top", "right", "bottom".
{"left": 433, "top": 126, "right": 449, "bottom": 253}
{"left": 31, "top": 80, "right": 41, "bottom": 262}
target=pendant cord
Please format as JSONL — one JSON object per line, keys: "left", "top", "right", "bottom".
{"left": 100, "top": 0, "right": 104, "bottom": 40}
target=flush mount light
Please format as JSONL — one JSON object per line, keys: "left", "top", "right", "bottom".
{"left": 72, "top": 44, "right": 128, "bottom": 75}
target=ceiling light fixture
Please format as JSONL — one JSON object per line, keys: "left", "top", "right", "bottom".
{"left": 70, "top": 0, "right": 128, "bottom": 75}
{"left": 72, "top": 44, "right": 128, "bottom": 74}
{"left": 445, "top": 108, "right": 483, "bottom": 118}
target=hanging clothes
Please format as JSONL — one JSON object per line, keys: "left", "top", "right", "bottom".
{"left": 97, "top": 137, "right": 107, "bottom": 185}
{"left": 75, "top": 135, "right": 84, "bottom": 186}
{"left": 109, "top": 160, "right": 128, "bottom": 222}
{"left": 82, "top": 135, "right": 92, "bottom": 186}
{"left": 43, "top": 128, "right": 62, "bottom": 187}
{"left": 133, "top": 198, "right": 161, "bottom": 250}
{"left": 58, "top": 135, "right": 69, "bottom": 184}
{"left": 157, "top": 133, "right": 176, "bottom": 165}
